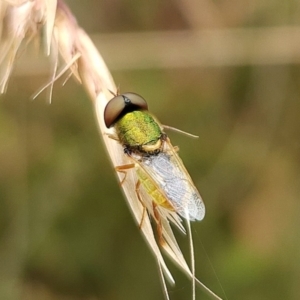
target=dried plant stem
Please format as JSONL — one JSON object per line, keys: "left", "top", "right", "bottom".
{"left": 0, "top": 1, "right": 223, "bottom": 299}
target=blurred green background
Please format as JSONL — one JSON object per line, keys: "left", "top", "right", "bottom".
{"left": 1, "top": 0, "right": 300, "bottom": 299}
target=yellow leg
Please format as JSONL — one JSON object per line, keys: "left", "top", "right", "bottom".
{"left": 115, "top": 163, "right": 135, "bottom": 184}
{"left": 105, "top": 132, "right": 119, "bottom": 141}
{"left": 135, "top": 180, "right": 147, "bottom": 229}
{"left": 115, "top": 164, "right": 147, "bottom": 228}
{"left": 116, "top": 163, "right": 166, "bottom": 247}
{"left": 152, "top": 202, "right": 166, "bottom": 246}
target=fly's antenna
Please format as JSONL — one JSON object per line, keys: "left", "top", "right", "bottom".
{"left": 116, "top": 85, "right": 121, "bottom": 95}
{"left": 107, "top": 88, "right": 117, "bottom": 97}
{"left": 162, "top": 125, "right": 199, "bottom": 139}
{"left": 107, "top": 85, "right": 121, "bottom": 97}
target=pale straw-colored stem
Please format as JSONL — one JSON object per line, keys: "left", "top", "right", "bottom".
{"left": 0, "top": 1, "right": 222, "bottom": 299}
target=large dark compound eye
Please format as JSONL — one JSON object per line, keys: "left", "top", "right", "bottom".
{"left": 104, "top": 92, "right": 148, "bottom": 128}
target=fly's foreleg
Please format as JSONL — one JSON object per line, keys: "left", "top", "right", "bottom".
{"left": 115, "top": 163, "right": 135, "bottom": 185}
{"left": 105, "top": 132, "right": 119, "bottom": 141}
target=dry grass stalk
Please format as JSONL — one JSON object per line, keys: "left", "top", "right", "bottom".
{"left": 0, "top": 1, "right": 222, "bottom": 299}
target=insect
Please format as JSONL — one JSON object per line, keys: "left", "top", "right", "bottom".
{"left": 103, "top": 92, "right": 224, "bottom": 300}
{"left": 104, "top": 92, "right": 205, "bottom": 228}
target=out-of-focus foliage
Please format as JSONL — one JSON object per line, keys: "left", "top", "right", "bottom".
{"left": 1, "top": 1, "right": 300, "bottom": 300}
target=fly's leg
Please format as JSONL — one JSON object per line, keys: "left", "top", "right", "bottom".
{"left": 105, "top": 132, "right": 119, "bottom": 141}
{"left": 115, "top": 164, "right": 147, "bottom": 227}
{"left": 152, "top": 202, "right": 166, "bottom": 246}
{"left": 115, "top": 163, "right": 135, "bottom": 185}
{"left": 162, "top": 124, "right": 198, "bottom": 138}
{"left": 135, "top": 180, "right": 147, "bottom": 229}
{"left": 161, "top": 136, "right": 179, "bottom": 153}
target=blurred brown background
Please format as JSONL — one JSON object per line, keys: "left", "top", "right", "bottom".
{"left": 1, "top": 0, "right": 300, "bottom": 299}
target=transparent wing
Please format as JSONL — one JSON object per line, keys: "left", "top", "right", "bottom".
{"left": 132, "top": 138, "right": 205, "bottom": 221}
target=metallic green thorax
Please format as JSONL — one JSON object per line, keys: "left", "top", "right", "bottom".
{"left": 115, "top": 110, "right": 162, "bottom": 152}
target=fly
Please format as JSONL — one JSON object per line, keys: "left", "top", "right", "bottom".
{"left": 103, "top": 92, "right": 223, "bottom": 300}
{"left": 104, "top": 92, "right": 205, "bottom": 225}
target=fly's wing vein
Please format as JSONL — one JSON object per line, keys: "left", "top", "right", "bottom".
{"left": 135, "top": 141, "right": 205, "bottom": 221}
{"left": 164, "top": 139, "right": 205, "bottom": 220}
